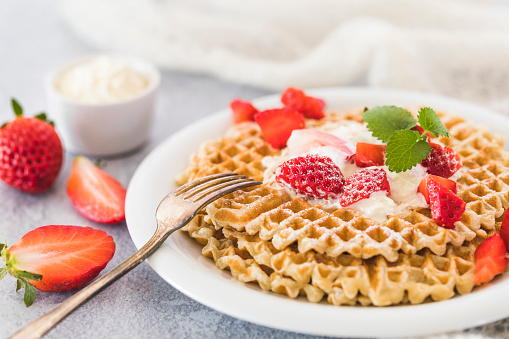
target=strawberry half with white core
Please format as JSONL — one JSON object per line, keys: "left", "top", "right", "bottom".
{"left": 474, "top": 233, "right": 509, "bottom": 286}
{"left": 0, "top": 99, "right": 63, "bottom": 193}
{"left": 67, "top": 156, "right": 127, "bottom": 224}
{"left": 275, "top": 154, "right": 345, "bottom": 199}
{"left": 421, "top": 142, "right": 461, "bottom": 178}
{"left": 339, "top": 167, "right": 391, "bottom": 207}
{"left": 254, "top": 108, "right": 305, "bottom": 149}
{"left": 427, "top": 177, "right": 465, "bottom": 229}
{"left": 0, "top": 225, "right": 115, "bottom": 306}
{"left": 286, "top": 129, "right": 354, "bottom": 157}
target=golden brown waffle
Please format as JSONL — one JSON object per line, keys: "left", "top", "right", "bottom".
{"left": 177, "top": 109, "right": 509, "bottom": 306}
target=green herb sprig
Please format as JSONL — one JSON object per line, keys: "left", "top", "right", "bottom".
{"left": 362, "top": 106, "right": 450, "bottom": 173}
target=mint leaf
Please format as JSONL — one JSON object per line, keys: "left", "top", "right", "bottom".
{"left": 417, "top": 107, "right": 451, "bottom": 138}
{"left": 385, "top": 130, "right": 431, "bottom": 172}
{"left": 11, "top": 98, "right": 23, "bottom": 117}
{"left": 0, "top": 267, "right": 6, "bottom": 281}
{"left": 362, "top": 106, "right": 417, "bottom": 143}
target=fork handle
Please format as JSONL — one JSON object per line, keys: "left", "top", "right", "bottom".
{"left": 8, "top": 227, "right": 171, "bottom": 339}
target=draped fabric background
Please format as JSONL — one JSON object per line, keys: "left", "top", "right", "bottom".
{"left": 60, "top": 0, "right": 509, "bottom": 115}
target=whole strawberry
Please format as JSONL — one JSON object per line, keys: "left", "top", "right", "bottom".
{"left": 0, "top": 99, "right": 63, "bottom": 193}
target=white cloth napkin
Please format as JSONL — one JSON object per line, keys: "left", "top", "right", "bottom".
{"left": 59, "top": 0, "right": 509, "bottom": 114}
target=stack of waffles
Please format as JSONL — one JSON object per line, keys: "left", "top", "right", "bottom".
{"left": 176, "top": 111, "right": 509, "bottom": 306}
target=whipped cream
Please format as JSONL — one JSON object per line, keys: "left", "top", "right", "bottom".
{"left": 55, "top": 56, "right": 149, "bottom": 103}
{"left": 261, "top": 120, "right": 433, "bottom": 222}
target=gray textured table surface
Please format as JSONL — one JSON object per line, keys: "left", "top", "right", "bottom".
{"left": 1, "top": 1, "right": 509, "bottom": 339}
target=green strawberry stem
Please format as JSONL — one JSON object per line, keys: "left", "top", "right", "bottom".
{"left": 1, "top": 242, "right": 42, "bottom": 307}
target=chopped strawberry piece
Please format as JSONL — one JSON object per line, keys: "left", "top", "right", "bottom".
{"left": 354, "top": 143, "right": 387, "bottom": 167}
{"left": 67, "top": 156, "right": 127, "bottom": 224}
{"left": 417, "top": 174, "right": 457, "bottom": 204}
{"left": 275, "top": 154, "right": 345, "bottom": 199}
{"left": 254, "top": 108, "right": 305, "bottom": 149}
{"left": 427, "top": 177, "right": 465, "bottom": 229}
{"left": 500, "top": 211, "right": 509, "bottom": 252}
{"left": 286, "top": 129, "right": 354, "bottom": 157}
{"left": 3, "top": 225, "right": 115, "bottom": 293}
{"left": 230, "top": 99, "right": 258, "bottom": 124}
{"left": 339, "top": 167, "right": 390, "bottom": 207}
{"left": 281, "top": 87, "right": 325, "bottom": 119}
{"left": 421, "top": 142, "right": 461, "bottom": 178}
{"left": 475, "top": 233, "right": 509, "bottom": 285}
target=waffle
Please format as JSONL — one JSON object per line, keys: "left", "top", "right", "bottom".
{"left": 177, "top": 110, "right": 509, "bottom": 306}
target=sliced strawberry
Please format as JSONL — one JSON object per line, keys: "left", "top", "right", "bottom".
{"left": 339, "top": 167, "right": 390, "bottom": 207}
{"left": 475, "top": 233, "right": 509, "bottom": 285}
{"left": 230, "top": 99, "right": 258, "bottom": 124}
{"left": 500, "top": 211, "right": 509, "bottom": 252}
{"left": 417, "top": 174, "right": 457, "bottom": 204}
{"left": 421, "top": 142, "right": 461, "bottom": 178}
{"left": 286, "top": 129, "right": 354, "bottom": 157}
{"left": 67, "top": 156, "right": 127, "bottom": 224}
{"left": 275, "top": 154, "right": 345, "bottom": 199}
{"left": 281, "top": 87, "right": 325, "bottom": 119}
{"left": 427, "top": 177, "right": 465, "bottom": 229}
{"left": 1, "top": 225, "right": 115, "bottom": 305}
{"left": 354, "top": 143, "right": 387, "bottom": 167}
{"left": 254, "top": 108, "right": 305, "bottom": 149}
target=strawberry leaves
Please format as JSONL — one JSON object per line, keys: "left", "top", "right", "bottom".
{"left": 363, "top": 106, "right": 451, "bottom": 172}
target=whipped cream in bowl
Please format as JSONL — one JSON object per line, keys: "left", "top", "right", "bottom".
{"left": 45, "top": 55, "right": 160, "bottom": 156}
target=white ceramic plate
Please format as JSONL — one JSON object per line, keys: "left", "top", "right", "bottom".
{"left": 125, "top": 87, "right": 509, "bottom": 338}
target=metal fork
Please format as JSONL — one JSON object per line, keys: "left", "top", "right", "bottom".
{"left": 9, "top": 173, "right": 261, "bottom": 339}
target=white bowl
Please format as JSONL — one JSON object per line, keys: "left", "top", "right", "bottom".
{"left": 45, "top": 55, "right": 160, "bottom": 156}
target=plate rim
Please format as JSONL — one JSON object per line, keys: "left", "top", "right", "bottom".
{"left": 125, "top": 87, "right": 509, "bottom": 338}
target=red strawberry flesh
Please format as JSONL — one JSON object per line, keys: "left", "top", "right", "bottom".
{"left": 230, "top": 99, "right": 258, "bottom": 124}
{"left": 281, "top": 87, "right": 325, "bottom": 119}
{"left": 254, "top": 108, "right": 305, "bottom": 149}
{"left": 339, "top": 167, "right": 390, "bottom": 207}
{"left": 355, "top": 143, "right": 387, "bottom": 167}
{"left": 275, "top": 154, "right": 345, "bottom": 199}
{"left": 417, "top": 174, "right": 457, "bottom": 204}
{"left": 500, "top": 211, "right": 509, "bottom": 252}
{"left": 6, "top": 225, "right": 115, "bottom": 292}
{"left": 427, "top": 177, "right": 465, "bottom": 229}
{"left": 474, "top": 233, "right": 509, "bottom": 285}
{"left": 67, "top": 156, "right": 126, "bottom": 224}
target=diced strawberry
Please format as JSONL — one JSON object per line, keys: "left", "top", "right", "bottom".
{"left": 254, "top": 108, "right": 305, "bottom": 149}
{"left": 417, "top": 174, "right": 457, "bottom": 204}
{"left": 427, "top": 177, "right": 465, "bottom": 229}
{"left": 1, "top": 225, "right": 115, "bottom": 305}
{"left": 421, "top": 142, "right": 462, "bottom": 178}
{"left": 286, "top": 129, "right": 354, "bottom": 157}
{"left": 500, "top": 211, "right": 509, "bottom": 252}
{"left": 475, "top": 233, "right": 509, "bottom": 285}
{"left": 281, "top": 87, "right": 325, "bottom": 119}
{"left": 230, "top": 99, "right": 258, "bottom": 124}
{"left": 67, "top": 156, "right": 127, "bottom": 224}
{"left": 339, "top": 167, "right": 390, "bottom": 207}
{"left": 275, "top": 154, "right": 345, "bottom": 199}
{"left": 354, "top": 143, "right": 387, "bottom": 167}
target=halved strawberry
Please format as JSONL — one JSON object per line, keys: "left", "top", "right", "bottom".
{"left": 339, "top": 167, "right": 390, "bottom": 207}
{"left": 67, "top": 156, "right": 127, "bottom": 224}
{"left": 421, "top": 142, "right": 461, "bottom": 178}
{"left": 427, "top": 177, "right": 465, "bottom": 229}
{"left": 475, "top": 233, "right": 509, "bottom": 285}
{"left": 417, "top": 174, "right": 457, "bottom": 204}
{"left": 500, "top": 211, "right": 509, "bottom": 252}
{"left": 354, "top": 143, "right": 387, "bottom": 167}
{"left": 281, "top": 87, "right": 325, "bottom": 119}
{"left": 1, "top": 225, "right": 115, "bottom": 306}
{"left": 286, "top": 129, "right": 354, "bottom": 157}
{"left": 254, "top": 108, "right": 305, "bottom": 149}
{"left": 275, "top": 154, "right": 345, "bottom": 199}
{"left": 230, "top": 99, "right": 258, "bottom": 124}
